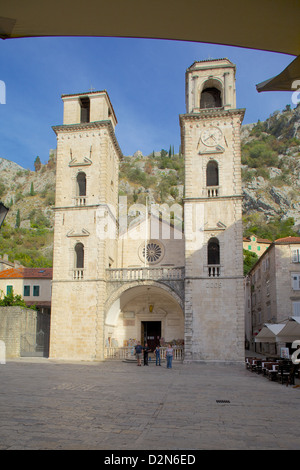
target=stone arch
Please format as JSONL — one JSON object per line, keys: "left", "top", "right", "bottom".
{"left": 105, "top": 280, "right": 184, "bottom": 323}
{"left": 199, "top": 78, "right": 223, "bottom": 109}
{"left": 104, "top": 282, "right": 185, "bottom": 350}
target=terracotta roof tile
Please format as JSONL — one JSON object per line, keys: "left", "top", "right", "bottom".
{"left": 0, "top": 267, "right": 52, "bottom": 279}
{"left": 275, "top": 237, "right": 300, "bottom": 244}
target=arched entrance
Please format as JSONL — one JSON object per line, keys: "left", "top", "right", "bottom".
{"left": 104, "top": 284, "right": 184, "bottom": 357}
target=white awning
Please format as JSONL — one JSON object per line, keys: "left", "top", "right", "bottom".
{"left": 255, "top": 323, "right": 286, "bottom": 343}
{"left": 276, "top": 317, "right": 300, "bottom": 343}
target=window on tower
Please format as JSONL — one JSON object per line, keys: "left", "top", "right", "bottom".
{"left": 73, "top": 242, "right": 85, "bottom": 280}
{"left": 206, "top": 160, "right": 219, "bottom": 186}
{"left": 200, "top": 87, "right": 222, "bottom": 109}
{"left": 80, "top": 96, "right": 90, "bottom": 123}
{"left": 75, "top": 242, "right": 84, "bottom": 269}
{"left": 207, "top": 238, "right": 221, "bottom": 277}
{"left": 77, "top": 172, "right": 86, "bottom": 197}
{"left": 208, "top": 238, "right": 220, "bottom": 265}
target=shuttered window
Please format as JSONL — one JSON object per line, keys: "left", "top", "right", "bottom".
{"left": 292, "top": 274, "right": 300, "bottom": 290}
{"left": 292, "top": 249, "right": 300, "bottom": 263}
{"left": 292, "top": 301, "right": 300, "bottom": 317}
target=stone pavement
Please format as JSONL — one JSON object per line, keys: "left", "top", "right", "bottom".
{"left": 0, "top": 357, "right": 299, "bottom": 450}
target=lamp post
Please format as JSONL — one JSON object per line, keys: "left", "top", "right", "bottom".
{"left": 0, "top": 202, "right": 9, "bottom": 229}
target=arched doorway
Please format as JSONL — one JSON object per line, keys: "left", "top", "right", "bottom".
{"left": 105, "top": 284, "right": 184, "bottom": 356}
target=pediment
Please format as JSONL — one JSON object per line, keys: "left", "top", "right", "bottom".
{"left": 204, "top": 220, "right": 227, "bottom": 231}
{"left": 66, "top": 228, "right": 90, "bottom": 237}
{"left": 198, "top": 145, "right": 225, "bottom": 155}
{"left": 69, "top": 157, "right": 92, "bottom": 167}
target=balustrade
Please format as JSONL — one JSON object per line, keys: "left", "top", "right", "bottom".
{"left": 104, "top": 346, "right": 184, "bottom": 361}
{"left": 207, "top": 186, "right": 219, "bottom": 197}
{"left": 74, "top": 196, "right": 87, "bottom": 206}
{"left": 106, "top": 266, "right": 185, "bottom": 282}
{"left": 207, "top": 265, "right": 221, "bottom": 277}
{"left": 73, "top": 269, "right": 84, "bottom": 280}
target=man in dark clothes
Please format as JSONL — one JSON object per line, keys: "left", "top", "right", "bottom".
{"left": 143, "top": 343, "right": 151, "bottom": 366}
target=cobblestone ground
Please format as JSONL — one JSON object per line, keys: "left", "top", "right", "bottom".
{"left": 0, "top": 358, "right": 299, "bottom": 450}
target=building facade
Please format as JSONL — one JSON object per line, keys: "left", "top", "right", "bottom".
{"left": 0, "top": 267, "right": 52, "bottom": 357}
{"left": 0, "top": 267, "right": 52, "bottom": 312}
{"left": 243, "top": 235, "right": 271, "bottom": 256}
{"left": 245, "top": 237, "right": 300, "bottom": 354}
{"left": 49, "top": 59, "right": 245, "bottom": 362}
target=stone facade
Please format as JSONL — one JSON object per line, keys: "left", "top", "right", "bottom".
{"left": 0, "top": 306, "right": 37, "bottom": 358}
{"left": 180, "top": 59, "right": 245, "bottom": 361}
{"left": 50, "top": 91, "right": 121, "bottom": 361}
{"left": 247, "top": 237, "right": 300, "bottom": 354}
{"left": 49, "top": 60, "right": 245, "bottom": 362}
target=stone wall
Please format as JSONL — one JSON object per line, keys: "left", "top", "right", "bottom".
{"left": 0, "top": 306, "right": 37, "bottom": 358}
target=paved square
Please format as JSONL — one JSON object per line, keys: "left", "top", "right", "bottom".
{"left": 0, "top": 358, "right": 299, "bottom": 450}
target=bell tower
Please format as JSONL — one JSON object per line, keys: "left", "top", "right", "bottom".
{"left": 180, "top": 59, "right": 245, "bottom": 361}
{"left": 49, "top": 90, "right": 122, "bottom": 361}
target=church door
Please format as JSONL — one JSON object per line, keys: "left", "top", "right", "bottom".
{"left": 141, "top": 321, "right": 161, "bottom": 351}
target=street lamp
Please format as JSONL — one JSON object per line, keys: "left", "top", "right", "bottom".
{"left": 0, "top": 202, "right": 9, "bottom": 229}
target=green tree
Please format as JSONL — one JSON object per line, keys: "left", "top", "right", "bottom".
{"left": 243, "top": 250, "right": 258, "bottom": 275}
{"left": 47, "top": 152, "right": 56, "bottom": 170}
{"left": 30, "top": 182, "right": 35, "bottom": 196}
{"left": 243, "top": 214, "right": 298, "bottom": 241}
{"left": 34, "top": 156, "right": 41, "bottom": 172}
{"left": 0, "top": 182, "right": 6, "bottom": 197}
{"left": 15, "top": 209, "right": 20, "bottom": 228}
{"left": 0, "top": 289, "right": 36, "bottom": 309}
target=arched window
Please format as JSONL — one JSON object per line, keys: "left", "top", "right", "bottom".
{"left": 208, "top": 238, "right": 220, "bottom": 265}
{"left": 206, "top": 161, "right": 219, "bottom": 186}
{"left": 75, "top": 242, "right": 84, "bottom": 269}
{"left": 76, "top": 172, "right": 86, "bottom": 197}
{"left": 200, "top": 87, "right": 222, "bottom": 109}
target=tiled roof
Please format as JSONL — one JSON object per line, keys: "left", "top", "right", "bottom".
{"left": 275, "top": 237, "right": 300, "bottom": 244}
{"left": 243, "top": 236, "right": 272, "bottom": 243}
{"left": 0, "top": 267, "right": 52, "bottom": 279}
{"left": 256, "top": 238, "right": 272, "bottom": 243}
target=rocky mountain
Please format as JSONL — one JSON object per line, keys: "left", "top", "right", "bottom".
{"left": 0, "top": 153, "right": 56, "bottom": 229}
{"left": 241, "top": 104, "right": 300, "bottom": 230}
{"left": 0, "top": 153, "right": 56, "bottom": 267}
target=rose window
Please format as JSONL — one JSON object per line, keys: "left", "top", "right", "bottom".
{"left": 139, "top": 240, "right": 164, "bottom": 264}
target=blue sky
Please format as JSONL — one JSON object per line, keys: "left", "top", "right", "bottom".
{"left": 0, "top": 36, "right": 296, "bottom": 170}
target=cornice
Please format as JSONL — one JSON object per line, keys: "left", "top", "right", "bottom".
{"left": 179, "top": 107, "right": 245, "bottom": 124}
{"left": 52, "top": 120, "right": 123, "bottom": 159}
{"left": 184, "top": 195, "right": 243, "bottom": 202}
{"left": 52, "top": 120, "right": 112, "bottom": 133}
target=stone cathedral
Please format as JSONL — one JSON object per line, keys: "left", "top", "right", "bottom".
{"left": 49, "top": 58, "right": 245, "bottom": 362}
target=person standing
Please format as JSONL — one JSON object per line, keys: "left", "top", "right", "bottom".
{"left": 154, "top": 345, "right": 161, "bottom": 366}
{"left": 143, "top": 343, "right": 151, "bottom": 366}
{"left": 166, "top": 344, "right": 174, "bottom": 369}
{"left": 134, "top": 341, "right": 143, "bottom": 366}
